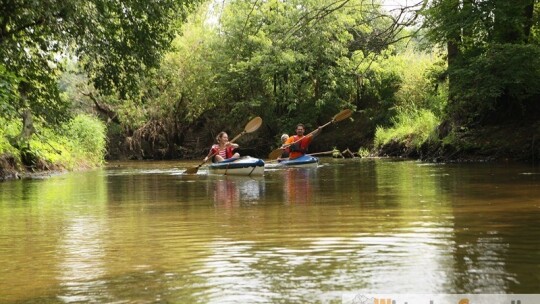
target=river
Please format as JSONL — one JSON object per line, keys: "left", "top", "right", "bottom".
{"left": 1, "top": 158, "right": 539, "bottom": 303}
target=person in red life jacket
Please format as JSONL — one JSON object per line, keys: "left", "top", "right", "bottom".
{"left": 204, "top": 131, "right": 240, "bottom": 163}
{"left": 284, "top": 123, "right": 321, "bottom": 159}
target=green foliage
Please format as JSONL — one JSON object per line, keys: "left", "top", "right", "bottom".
{"left": 357, "top": 147, "right": 370, "bottom": 158}
{"left": 22, "top": 115, "right": 106, "bottom": 169}
{"left": 1, "top": 114, "right": 106, "bottom": 171}
{"left": 374, "top": 109, "right": 440, "bottom": 149}
{"left": 0, "top": 118, "right": 22, "bottom": 158}
{"left": 63, "top": 114, "right": 107, "bottom": 166}
{"left": 394, "top": 51, "right": 447, "bottom": 115}
{"left": 75, "top": 0, "right": 198, "bottom": 98}
{"left": 423, "top": 0, "right": 536, "bottom": 47}
{"left": 422, "top": 0, "right": 540, "bottom": 123}
{"left": 332, "top": 147, "right": 342, "bottom": 158}
{"left": 0, "top": 0, "right": 201, "bottom": 127}
{"left": 0, "top": 64, "right": 20, "bottom": 118}
{"left": 53, "top": 0, "right": 429, "bottom": 159}
{"left": 78, "top": 4, "right": 222, "bottom": 135}
{"left": 202, "top": 0, "right": 402, "bottom": 131}
{"left": 449, "top": 44, "right": 540, "bottom": 121}
{"left": 353, "top": 49, "right": 403, "bottom": 125}
{"left": 150, "top": 6, "right": 221, "bottom": 124}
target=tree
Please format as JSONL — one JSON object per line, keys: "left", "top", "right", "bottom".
{"left": 422, "top": 0, "right": 540, "bottom": 124}
{"left": 0, "top": 0, "right": 200, "bottom": 138}
{"left": 211, "top": 0, "right": 420, "bottom": 134}
{"left": 58, "top": 0, "right": 427, "bottom": 158}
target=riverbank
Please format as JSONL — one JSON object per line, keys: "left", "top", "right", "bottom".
{"left": 2, "top": 120, "right": 539, "bottom": 181}
{"left": 0, "top": 155, "right": 20, "bottom": 180}
{"left": 0, "top": 154, "right": 69, "bottom": 181}
{"left": 377, "top": 121, "right": 540, "bottom": 163}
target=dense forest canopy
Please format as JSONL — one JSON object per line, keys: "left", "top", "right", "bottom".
{"left": 1, "top": 0, "right": 539, "bottom": 170}
{"left": 94, "top": 0, "right": 425, "bottom": 158}
{"left": 0, "top": 0, "right": 199, "bottom": 128}
{"left": 423, "top": 0, "right": 540, "bottom": 124}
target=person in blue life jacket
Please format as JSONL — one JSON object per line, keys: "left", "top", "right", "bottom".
{"left": 284, "top": 123, "right": 321, "bottom": 159}
{"left": 204, "top": 131, "right": 240, "bottom": 163}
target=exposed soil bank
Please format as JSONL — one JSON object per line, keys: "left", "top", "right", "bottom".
{"left": 0, "top": 155, "right": 66, "bottom": 181}
{"left": 0, "top": 155, "right": 20, "bottom": 181}
{"left": 378, "top": 121, "right": 540, "bottom": 163}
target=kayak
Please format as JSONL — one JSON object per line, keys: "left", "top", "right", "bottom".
{"left": 277, "top": 155, "right": 319, "bottom": 168}
{"left": 208, "top": 156, "right": 265, "bottom": 176}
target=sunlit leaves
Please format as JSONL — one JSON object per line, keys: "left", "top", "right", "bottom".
{"left": 0, "top": 0, "right": 200, "bottom": 126}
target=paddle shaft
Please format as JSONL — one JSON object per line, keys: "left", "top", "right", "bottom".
{"left": 229, "top": 130, "right": 246, "bottom": 143}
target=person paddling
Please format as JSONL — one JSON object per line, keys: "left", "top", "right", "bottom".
{"left": 204, "top": 131, "right": 240, "bottom": 163}
{"left": 284, "top": 124, "right": 321, "bottom": 160}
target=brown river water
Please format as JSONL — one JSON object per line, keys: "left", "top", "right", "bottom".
{"left": 0, "top": 158, "right": 539, "bottom": 303}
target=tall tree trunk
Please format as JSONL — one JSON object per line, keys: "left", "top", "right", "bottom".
{"left": 20, "top": 109, "right": 36, "bottom": 140}
{"left": 523, "top": 0, "right": 535, "bottom": 42}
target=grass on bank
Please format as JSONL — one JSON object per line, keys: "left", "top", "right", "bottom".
{"left": 0, "top": 114, "right": 106, "bottom": 172}
{"left": 374, "top": 109, "right": 440, "bottom": 150}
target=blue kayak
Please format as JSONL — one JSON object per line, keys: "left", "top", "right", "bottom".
{"left": 277, "top": 155, "right": 319, "bottom": 168}
{"left": 208, "top": 156, "right": 265, "bottom": 176}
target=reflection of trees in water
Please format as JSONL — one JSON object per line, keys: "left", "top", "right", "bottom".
{"left": 368, "top": 160, "right": 519, "bottom": 293}
{"left": 213, "top": 177, "right": 265, "bottom": 207}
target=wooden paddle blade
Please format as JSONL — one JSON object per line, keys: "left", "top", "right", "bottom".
{"left": 268, "top": 148, "right": 284, "bottom": 160}
{"left": 333, "top": 109, "right": 353, "bottom": 122}
{"left": 184, "top": 166, "right": 200, "bottom": 174}
{"left": 244, "top": 116, "right": 263, "bottom": 133}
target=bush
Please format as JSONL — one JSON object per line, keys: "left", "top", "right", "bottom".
{"left": 375, "top": 109, "right": 440, "bottom": 149}
{"left": 1, "top": 114, "right": 106, "bottom": 173}
{"left": 64, "top": 114, "right": 107, "bottom": 165}
{"left": 449, "top": 44, "right": 540, "bottom": 122}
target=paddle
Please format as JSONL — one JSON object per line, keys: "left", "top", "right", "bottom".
{"left": 268, "top": 109, "right": 353, "bottom": 159}
{"left": 184, "top": 116, "right": 263, "bottom": 174}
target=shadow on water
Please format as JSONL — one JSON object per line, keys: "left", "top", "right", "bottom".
{"left": 0, "top": 159, "right": 539, "bottom": 303}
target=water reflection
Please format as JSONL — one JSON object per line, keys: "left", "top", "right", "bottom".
{"left": 454, "top": 233, "right": 514, "bottom": 293}
{"left": 57, "top": 216, "right": 109, "bottom": 302}
{"left": 283, "top": 168, "right": 317, "bottom": 204}
{"left": 213, "top": 178, "right": 239, "bottom": 207}
{"left": 197, "top": 226, "right": 458, "bottom": 302}
{"left": 0, "top": 160, "right": 539, "bottom": 303}
{"left": 211, "top": 176, "right": 265, "bottom": 207}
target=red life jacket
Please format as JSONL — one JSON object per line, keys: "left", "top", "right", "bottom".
{"left": 210, "top": 144, "right": 235, "bottom": 159}
{"left": 288, "top": 135, "right": 312, "bottom": 159}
